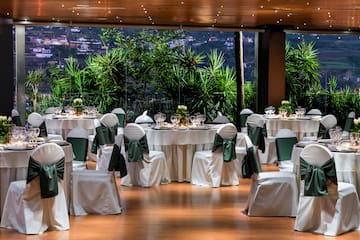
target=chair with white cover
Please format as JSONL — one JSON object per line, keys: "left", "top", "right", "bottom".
{"left": 306, "top": 108, "right": 322, "bottom": 116}
{"left": 318, "top": 114, "right": 337, "bottom": 139}
{"left": 191, "top": 123, "right": 239, "bottom": 187}
{"left": 11, "top": 109, "right": 22, "bottom": 126}
{"left": 294, "top": 144, "right": 359, "bottom": 236}
{"left": 134, "top": 110, "right": 154, "bottom": 125}
{"left": 70, "top": 142, "right": 125, "bottom": 216}
{"left": 212, "top": 111, "right": 230, "bottom": 124}
{"left": 342, "top": 112, "right": 355, "bottom": 138}
{"left": 27, "top": 112, "right": 63, "bottom": 140}
{"left": 91, "top": 113, "right": 120, "bottom": 171}
{"left": 66, "top": 127, "right": 89, "bottom": 171}
{"left": 0, "top": 143, "right": 69, "bottom": 234}
{"left": 247, "top": 114, "right": 277, "bottom": 164}
{"left": 111, "top": 107, "right": 126, "bottom": 135}
{"left": 243, "top": 135, "right": 298, "bottom": 216}
{"left": 121, "top": 123, "right": 171, "bottom": 187}
{"left": 275, "top": 129, "right": 298, "bottom": 172}
{"left": 239, "top": 108, "right": 253, "bottom": 133}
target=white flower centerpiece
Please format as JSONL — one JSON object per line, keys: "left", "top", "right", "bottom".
{"left": 176, "top": 105, "right": 189, "bottom": 127}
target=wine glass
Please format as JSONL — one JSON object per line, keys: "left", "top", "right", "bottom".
{"left": 170, "top": 115, "right": 178, "bottom": 127}
{"left": 197, "top": 114, "right": 206, "bottom": 127}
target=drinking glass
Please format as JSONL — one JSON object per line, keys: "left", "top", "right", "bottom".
{"left": 197, "top": 114, "right": 206, "bottom": 127}
{"left": 170, "top": 115, "right": 178, "bottom": 127}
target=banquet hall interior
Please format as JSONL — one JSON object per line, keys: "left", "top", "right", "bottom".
{"left": 1, "top": 1, "right": 360, "bottom": 239}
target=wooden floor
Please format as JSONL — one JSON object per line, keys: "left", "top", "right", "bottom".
{"left": 1, "top": 164, "right": 359, "bottom": 240}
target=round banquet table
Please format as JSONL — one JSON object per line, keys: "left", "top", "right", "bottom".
{"left": 45, "top": 114, "right": 97, "bottom": 139}
{"left": 266, "top": 117, "right": 320, "bottom": 140}
{"left": 144, "top": 125, "right": 220, "bottom": 182}
{"left": 291, "top": 144, "right": 360, "bottom": 199}
{"left": 0, "top": 144, "right": 73, "bottom": 218}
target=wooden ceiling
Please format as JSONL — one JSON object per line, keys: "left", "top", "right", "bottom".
{"left": 1, "top": 0, "right": 360, "bottom": 32}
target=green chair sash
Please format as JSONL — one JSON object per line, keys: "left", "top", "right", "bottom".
{"left": 38, "top": 121, "right": 48, "bottom": 137}
{"left": 318, "top": 123, "right": 336, "bottom": 139}
{"left": 275, "top": 137, "right": 298, "bottom": 161}
{"left": 300, "top": 157, "right": 337, "bottom": 196}
{"left": 241, "top": 146, "right": 260, "bottom": 178}
{"left": 108, "top": 144, "right": 128, "bottom": 177}
{"left": 26, "top": 156, "right": 65, "bottom": 198}
{"left": 67, "top": 137, "right": 88, "bottom": 162}
{"left": 12, "top": 115, "right": 22, "bottom": 126}
{"left": 124, "top": 135, "right": 149, "bottom": 162}
{"left": 91, "top": 124, "right": 118, "bottom": 153}
{"left": 240, "top": 113, "right": 251, "bottom": 128}
{"left": 247, "top": 125, "right": 266, "bottom": 153}
{"left": 212, "top": 133, "right": 236, "bottom": 162}
{"left": 344, "top": 117, "right": 354, "bottom": 132}
{"left": 114, "top": 113, "right": 125, "bottom": 128}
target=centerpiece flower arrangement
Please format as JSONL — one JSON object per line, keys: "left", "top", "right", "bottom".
{"left": 0, "top": 116, "right": 12, "bottom": 144}
{"left": 72, "top": 98, "right": 84, "bottom": 115}
{"left": 352, "top": 118, "right": 360, "bottom": 133}
{"left": 176, "top": 105, "right": 188, "bottom": 127}
{"left": 278, "top": 100, "right": 293, "bottom": 116}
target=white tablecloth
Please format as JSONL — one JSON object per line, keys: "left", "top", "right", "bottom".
{"left": 0, "top": 144, "right": 73, "bottom": 217}
{"left": 266, "top": 118, "right": 320, "bottom": 140}
{"left": 291, "top": 146, "right": 360, "bottom": 198}
{"left": 45, "top": 115, "right": 97, "bottom": 139}
{"left": 145, "top": 125, "right": 219, "bottom": 182}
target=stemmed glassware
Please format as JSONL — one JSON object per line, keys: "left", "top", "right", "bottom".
{"left": 197, "top": 114, "right": 206, "bottom": 127}
{"left": 170, "top": 115, "right": 179, "bottom": 127}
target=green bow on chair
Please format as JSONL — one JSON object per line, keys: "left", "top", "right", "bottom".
{"left": 318, "top": 123, "right": 336, "bottom": 139}
{"left": 300, "top": 157, "right": 337, "bottom": 196}
{"left": 91, "top": 124, "right": 118, "bottom": 153}
{"left": 124, "top": 135, "right": 149, "bottom": 162}
{"left": 212, "top": 133, "right": 236, "bottom": 162}
{"left": 241, "top": 146, "right": 260, "bottom": 178}
{"left": 114, "top": 113, "right": 125, "bottom": 128}
{"left": 38, "top": 121, "right": 48, "bottom": 137}
{"left": 26, "top": 156, "right": 65, "bottom": 198}
{"left": 247, "top": 125, "right": 266, "bottom": 153}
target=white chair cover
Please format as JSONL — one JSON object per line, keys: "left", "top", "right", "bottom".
{"left": 96, "top": 113, "right": 120, "bottom": 171}
{"left": 247, "top": 114, "right": 277, "bottom": 164}
{"left": 70, "top": 170, "right": 122, "bottom": 216}
{"left": 245, "top": 135, "right": 298, "bottom": 216}
{"left": 320, "top": 114, "right": 337, "bottom": 129}
{"left": 67, "top": 127, "right": 89, "bottom": 171}
{"left": 134, "top": 110, "right": 154, "bottom": 124}
{"left": 240, "top": 108, "right": 254, "bottom": 133}
{"left": 342, "top": 112, "right": 355, "bottom": 138}
{"left": 0, "top": 143, "right": 69, "bottom": 234}
{"left": 294, "top": 144, "right": 360, "bottom": 236}
{"left": 111, "top": 107, "right": 126, "bottom": 134}
{"left": 27, "top": 112, "right": 63, "bottom": 140}
{"left": 275, "top": 129, "right": 297, "bottom": 171}
{"left": 191, "top": 123, "right": 239, "bottom": 187}
{"left": 121, "top": 123, "right": 171, "bottom": 187}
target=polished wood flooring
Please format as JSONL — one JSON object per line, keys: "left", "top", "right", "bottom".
{"left": 1, "top": 164, "right": 359, "bottom": 240}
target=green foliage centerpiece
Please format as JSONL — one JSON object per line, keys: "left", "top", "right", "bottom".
{"left": 0, "top": 116, "right": 12, "bottom": 144}
{"left": 176, "top": 105, "right": 188, "bottom": 127}
{"left": 72, "top": 98, "right": 84, "bottom": 116}
{"left": 278, "top": 100, "right": 293, "bottom": 117}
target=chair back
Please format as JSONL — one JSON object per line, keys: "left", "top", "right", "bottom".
{"left": 241, "top": 134, "right": 261, "bottom": 178}
{"left": 66, "top": 127, "right": 89, "bottom": 162}
{"left": 318, "top": 114, "right": 337, "bottom": 139}
{"left": 11, "top": 109, "right": 22, "bottom": 126}
{"left": 111, "top": 108, "right": 126, "bottom": 127}
{"left": 216, "top": 123, "right": 237, "bottom": 139}
{"left": 307, "top": 108, "right": 322, "bottom": 116}
{"left": 27, "top": 112, "right": 47, "bottom": 137}
{"left": 300, "top": 143, "right": 333, "bottom": 167}
{"left": 135, "top": 110, "right": 154, "bottom": 124}
{"left": 124, "top": 123, "right": 146, "bottom": 140}
{"left": 100, "top": 113, "right": 118, "bottom": 128}
{"left": 31, "top": 142, "right": 65, "bottom": 165}
{"left": 240, "top": 108, "right": 254, "bottom": 128}
{"left": 124, "top": 123, "right": 149, "bottom": 163}
{"left": 246, "top": 114, "right": 265, "bottom": 128}
{"left": 246, "top": 114, "right": 266, "bottom": 152}
{"left": 343, "top": 111, "right": 355, "bottom": 133}
{"left": 275, "top": 129, "right": 298, "bottom": 161}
